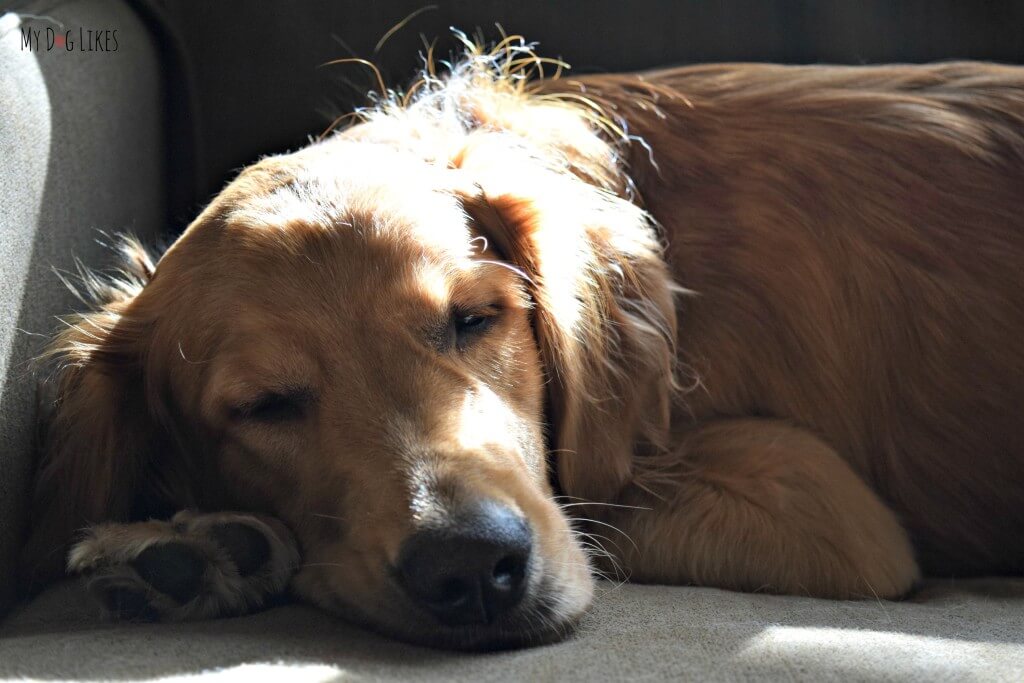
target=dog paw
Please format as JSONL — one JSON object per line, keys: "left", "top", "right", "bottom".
{"left": 67, "top": 511, "right": 300, "bottom": 621}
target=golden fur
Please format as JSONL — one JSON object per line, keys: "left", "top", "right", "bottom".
{"left": 20, "top": 41, "right": 1024, "bottom": 648}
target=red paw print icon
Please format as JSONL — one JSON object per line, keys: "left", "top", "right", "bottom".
{"left": 54, "top": 33, "right": 66, "bottom": 48}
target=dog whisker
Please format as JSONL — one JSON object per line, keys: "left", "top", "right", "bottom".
{"left": 310, "top": 512, "right": 347, "bottom": 522}
{"left": 571, "top": 517, "right": 640, "bottom": 555}
{"left": 557, "top": 500, "right": 653, "bottom": 512}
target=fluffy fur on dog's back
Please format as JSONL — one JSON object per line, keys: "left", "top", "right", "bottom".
{"left": 19, "top": 38, "right": 1024, "bottom": 647}
{"left": 556, "top": 61, "right": 1024, "bottom": 576}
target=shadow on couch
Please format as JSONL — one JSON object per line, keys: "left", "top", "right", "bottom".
{"left": 2, "top": 578, "right": 1023, "bottom": 681}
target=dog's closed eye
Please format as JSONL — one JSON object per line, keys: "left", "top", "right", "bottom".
{"left": 451, "top": 305, "right": 500, "bottom": 350}
{"left": 229, "top": 389, "right": 314, "bottom": 423}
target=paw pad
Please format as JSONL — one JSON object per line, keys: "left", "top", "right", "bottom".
{"left": 131, "top": 542, "right": 207, "bottom": 603}
{"left": 210, "top": 522, "right": 271, "bottom": 576}
{"left": 68, "top": 512, "right": 299, "bottom": 622}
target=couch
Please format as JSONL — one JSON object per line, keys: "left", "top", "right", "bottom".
{"left": 2, "top": 1, "right": 1022, "bottom": 680}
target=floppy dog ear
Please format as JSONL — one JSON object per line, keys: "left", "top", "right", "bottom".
{"left": 456, "top": 135, "right": 678, "bottom": 502}
{"left": 20, "top": 239, "right": 179, "bottom": 591}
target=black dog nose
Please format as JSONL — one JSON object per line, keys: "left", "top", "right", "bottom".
{"left": 396, "top": 500, "right": 532, "bottom": 626}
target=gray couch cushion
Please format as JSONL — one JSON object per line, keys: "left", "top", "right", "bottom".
{"left": 1, "top": 579, "right": 1022, "bottom": 681}
{"left": 0, "top": 0, "right": 165, "bottom": 614}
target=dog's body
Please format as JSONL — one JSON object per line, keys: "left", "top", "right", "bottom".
{"left": 20, "top": 51, "right": 1024, "bottom": 649}
{"left": 559, "top": 63, "right": 1024, "bottom": 582}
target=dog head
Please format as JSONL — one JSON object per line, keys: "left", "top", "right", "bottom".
{"left": 22, "top": 50, "right": 677, "bottom": 649}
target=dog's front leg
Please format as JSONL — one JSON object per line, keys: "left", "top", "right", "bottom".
{"left": 67, "top": 511, "right": 299, "bottom": 621}
{"left": 585, "top": 419, "right": 920, "bottom": 599}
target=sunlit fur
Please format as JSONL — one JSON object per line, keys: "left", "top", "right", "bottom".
{"left": 21, "top": 37, "right": 1024, "bottom": 648}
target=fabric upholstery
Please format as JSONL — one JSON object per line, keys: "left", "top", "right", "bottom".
{"left": 0, "top": 0, "right": 165, "bottom": 614}
{"left": 2, "top": 579, "right": 1023, "bottom": 681}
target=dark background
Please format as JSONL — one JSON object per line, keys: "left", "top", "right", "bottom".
{"left": 150, "top": 0, "right": 1024, "bottom": 224}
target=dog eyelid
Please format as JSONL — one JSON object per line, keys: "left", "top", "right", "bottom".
{"left": 228, "top": 388, "right": 314, "bottom": 423}
{"left": 452, "top": 302, "right": 501, "bottom": 319}
{"left": 450, "top": 304, "right": 501, "bottom": 350}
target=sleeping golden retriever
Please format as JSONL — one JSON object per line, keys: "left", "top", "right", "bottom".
{"left": 19, "top": 39, "right": 1024, "bottom": 649}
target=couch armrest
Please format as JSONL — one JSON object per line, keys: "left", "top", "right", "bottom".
{"left": 0, "top": 0, "right": 167, "bottom": 615}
